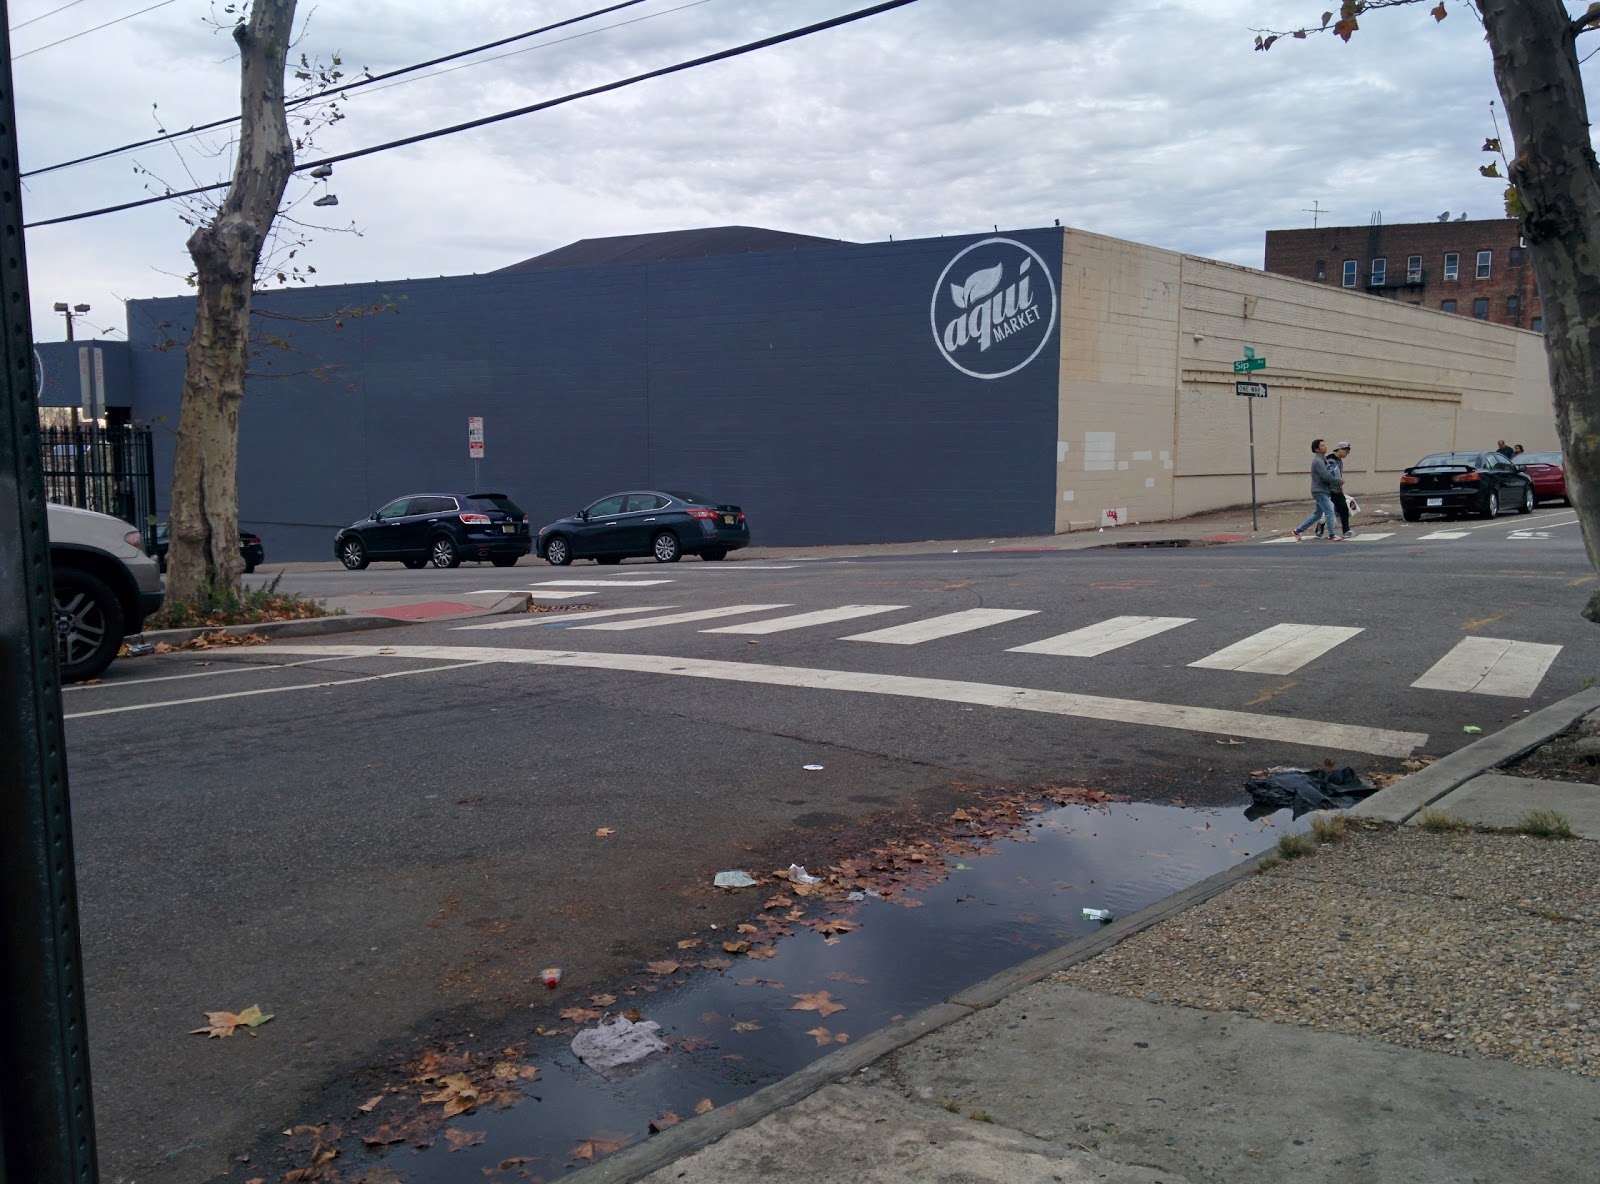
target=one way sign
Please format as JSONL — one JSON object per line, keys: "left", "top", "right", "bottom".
{"left": 1234, "top": 381, "right": 1268, "bottom": 398}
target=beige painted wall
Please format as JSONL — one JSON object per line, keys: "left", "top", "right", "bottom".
{"left": 1054, "top": 229, "right": 1556, "bottom": 529}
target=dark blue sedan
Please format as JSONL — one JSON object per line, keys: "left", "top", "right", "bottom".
{"left": 535, "top": 490, "right": 749, "bottom": 565}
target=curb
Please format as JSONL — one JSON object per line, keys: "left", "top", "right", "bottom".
{"left": 1350, "top": 686, "right": 1600, "bottom": 824}
{"left": 563, "top": 843, "right": 1283, "bottom": 1184}
{"left": 134, "top": 593, "right": 533, "bottom": 647}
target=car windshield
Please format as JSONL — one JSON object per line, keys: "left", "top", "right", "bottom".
{"left": 1518, "top": 452, "right": 1561, "bottom": 466}
{"left": 1414, "top": 453, "right": 1479, "bottom": 468}
{"left": 467, "top": 495, "right": 522, "bottom": 515}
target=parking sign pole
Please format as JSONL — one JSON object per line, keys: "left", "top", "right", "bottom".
{"left": 1247, "top": 394, "right": 1258, "bottom": 531}
{"left": 1234, "top": 363, "right": 1267, "bottom": 532}
{"left": 0, "top": 4, "right": 102, "bottom": 1179}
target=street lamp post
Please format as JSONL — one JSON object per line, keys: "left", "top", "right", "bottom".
{"left": 52, "top": 300, "right": 89, "bottom": 341}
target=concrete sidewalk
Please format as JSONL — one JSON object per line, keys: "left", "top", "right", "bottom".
{"left": 569, "top": 690, "right": 1600, "bottom": 1184}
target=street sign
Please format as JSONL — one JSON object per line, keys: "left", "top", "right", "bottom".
{"left": 1235, "top": 381, "right": 1268, "bottom": 398}
{"left": 467, "top": 416, "right": 484, "bottom": 459}
{"left": 1232, "top": 356, "right": 1266, "bottom": 372}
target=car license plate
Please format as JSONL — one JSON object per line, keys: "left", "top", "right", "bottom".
{"left": 502, "top": 524, "right": 516, "bottom": 533}
{"left": 723, "top": 514, "right": 735, "bottom": 524}
{"left": 1426, "top": 498, "right": 1442, "bottom": 506}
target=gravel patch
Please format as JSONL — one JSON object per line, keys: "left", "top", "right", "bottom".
{"left": 1057, "top": 824, "right": 1600, "bottom": 1077}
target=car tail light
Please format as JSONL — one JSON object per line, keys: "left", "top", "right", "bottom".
{"left": 687, "top": 509, "right": 718, "bottom": 520}
{"left": 1451, "top": 472, "right": 1480, "bottom": 484}
{"left": 459, "top": 512, "right": 491, "bottom": 524}
{"left": 521, "top": 514, "right": 529, "bottom": 522}
{"left": 1400, "top": 475, "right": 1419, "bottom": 485}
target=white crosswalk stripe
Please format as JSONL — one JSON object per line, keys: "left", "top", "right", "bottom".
{"left": 1344, "top": 533, "right": 1394, "bottom": 542}
{"left": 702, "top": 605, "right": 906, "bottom": 635}
{"left": 1417, "top": 530, "right": 1471, "bottom": 540}
{"left": 1411, "top": 637, "right": 1564, "bottom": 698}
{"left": 569, "top": 604, "right": 793, "bottom": 631}
{"left": 1189, "top": 624, "right": 1364, "bottom": 675}
{"left": 1008, "top": 615, "right": 1193, "bottom": 657}
{"left": 842, "top": 608, "right": 1040, "bottom": 645}
{"left": 453, "top": 606, "right": 677, "bottom": 631}
{"left": 529, "top": 578, "right": 674, "bottom": 587}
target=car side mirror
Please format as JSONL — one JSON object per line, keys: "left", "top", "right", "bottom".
{"left": 578, "top": 510, "right": 589, "bottom": 520}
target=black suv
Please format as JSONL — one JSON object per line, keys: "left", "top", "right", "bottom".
{"left": 334, "top": 492, "right": 531, "bottom": 569}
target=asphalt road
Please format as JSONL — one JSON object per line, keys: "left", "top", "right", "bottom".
{"left": 63, "top": 507, "right": 1598, "bottom": 1182}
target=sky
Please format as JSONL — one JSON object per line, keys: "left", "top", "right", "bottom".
{"left": 11, "top": 0, "right": 1583, "bottom": 344}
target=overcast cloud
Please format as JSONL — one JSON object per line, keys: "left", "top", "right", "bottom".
{"left": 12, "top": 0, "right": 1584, "bottom": 343}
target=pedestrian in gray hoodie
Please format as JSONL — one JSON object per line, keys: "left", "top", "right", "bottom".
{"left": 1292, "top": 438, "right": 1343, "bottom": 540}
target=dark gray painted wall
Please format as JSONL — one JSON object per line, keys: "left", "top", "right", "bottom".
{"left": 34, "top": 341, "right": 133, "bottom": 411}
{"left": 124, "top": 228, "right": 1063, "bottom": 561}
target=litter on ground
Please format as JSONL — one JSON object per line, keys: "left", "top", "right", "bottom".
{"left": 571, "top": 1015, "right": 667, "bottom": 1073}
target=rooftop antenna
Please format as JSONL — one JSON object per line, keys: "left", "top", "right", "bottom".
{"left": 1370, "top": 210, "right": 1382, "bottom": 226}
{"left": 1303, "top": 200, "right": 1327, "bottom": 228}
{"left": 1437, "top": 211, "right": 1451, "bottom": 222}
{"left": 1455, "top": 212, "right": 1469, "bottom": 221}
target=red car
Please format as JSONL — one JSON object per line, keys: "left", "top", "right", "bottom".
{"left": 1515, "top": 451, "right": 1567, "bottom": 505}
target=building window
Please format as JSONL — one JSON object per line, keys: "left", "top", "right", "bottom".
{"left": 1407, "top": 254, "right": 1422, "bottom": 283}
{"left": 1370, "top": 257, "right": 1387, "bottom": 286}
{"left": 1342, "top": 259, "right": 1357, "bottom": 287}
{"left": 1507, "top": 295, "right": 1520, "bottom": 318}
{"left": 1532, "top": 316, "right": 1543, "bottom": 333}
{"left": 1444, "top": 252, "right": 1460, "bottom": 281}
{"left": 1473, "top": 297, "right": 1489, "bottom": 319}
{"left": 1476, "top": 250, "right": 1492, "bottom": 279}
{"left": 1314, "top": 259, "right": 1326, "bottom": 281}
{"left": 1441, "top": 299, "right": 1457, "bottom": 313}
{"left": 1509, "top": 247, "right": 1522, "bottom": 265}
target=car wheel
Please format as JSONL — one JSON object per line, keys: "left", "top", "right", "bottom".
{"left": 1517, "top": 485, "right": 1535, "bottom": 514}
{"left": 53, "top": 567, "right": 125, "bottom": 683}
{"left": 1482, "top": 490, "right": 1500, "bottom": 519}
{"left": 700, "top": 547, "right": 727, "bottom": 561}
{"left": 596, "top": 555, "right": 623, "bottom": 565}
{"left": 243, "top": 559, "right": 257, "bottom": 574}
{"left": 491, "top": 555, "right": 519, "bottom": 568}
{"left": 652, "top": 531, "right": 681, "bottom": 563}
{"left": 403, "top": 558, "right": 428, "bottom": 569}
{"left": 1402, "top": 506, "right": 1421, "bottom": 522}
{"left": 544, "top": 535, "right": 572, "bottom": 566}
{"left": 339, "top": 537, "right": 369, "bottom": 570}
{"left": 430, "top": 535, "right": 461, "bottom": 569}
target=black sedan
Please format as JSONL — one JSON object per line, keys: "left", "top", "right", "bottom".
{"left": 535, "top": 490, "right": 749, "bottom": 565}
{"left": 1399, "top": 451, "right": 1536, "bottom": 521}
{"left": 334, "top": 492, "right": 531, "bottom": 569}
{"left": 152, "top": 521, "right": 265, "bottom": 574}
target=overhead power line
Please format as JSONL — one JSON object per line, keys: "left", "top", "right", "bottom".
{"left": 10, "top": 0, "right": 91, "bottom": 34}
{"left": 24, "top": 0, "right": 661, "bottom": 178}
{"left": 13, "top": 0, "right": 178, "bottom": 60}
{"left": 25, "top": 0, "right": 923, "bottom": 230}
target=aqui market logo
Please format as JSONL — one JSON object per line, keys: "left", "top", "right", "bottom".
{"left": 930, "top": 236, "right": 1057, "bottom": 379}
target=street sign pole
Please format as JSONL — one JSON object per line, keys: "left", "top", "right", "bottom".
{"left": 1247, "top": 395, "right": 1259, "bottom": 531}
{"left": 1234, "top": 367, "right": 1269, "bottom": 532}
{"left": 0, "top": 5, "right": 102, "bottom": 1178}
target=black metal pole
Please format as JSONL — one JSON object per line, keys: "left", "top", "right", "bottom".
{"left": 0, "top": 1, "right": 102, "bottom": 1178}
{"left": 1247, "top": 394, "right": 1259, "bottom": 532}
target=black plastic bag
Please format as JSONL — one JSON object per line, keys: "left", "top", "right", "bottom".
{"left": 1244, "top": 766, "right": 1375, "bottom": 820}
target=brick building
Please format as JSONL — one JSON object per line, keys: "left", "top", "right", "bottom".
{"left": 1263, "top": 216, "right": 1541, "bottom": 331}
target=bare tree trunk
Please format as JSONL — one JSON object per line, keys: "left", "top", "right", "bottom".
{"left": 166, "top": 0, "right": 298, "bottom": 605}
{"left": 1477, "top": 0, "right": 1600, "bottom": 618}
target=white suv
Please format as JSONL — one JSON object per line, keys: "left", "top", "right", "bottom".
{"left": 47, "top": 503, "right": 163, "bottom": 681}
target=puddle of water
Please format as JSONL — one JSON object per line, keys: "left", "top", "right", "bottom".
{"left": 364, "top": 803, "right": 1284, "bottom": 1181}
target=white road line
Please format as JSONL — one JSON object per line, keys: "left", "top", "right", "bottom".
{"left": 64, "top": 661, "right": 492, "bottom": 720}
{"left": 1262, "top": 537, "right": 1300, "bottom": 545}
{"left": 261, "top": 644, "right": 1429, "bottom": 757}
{"left": 528, "top": 591, "right": 603, "bottom": 600}
{"left": 569, "top": 604, "right": 793, "bottom": 631}
{"left": 1411, "top": 637, "right": 1563, "bottom": 698}
{"left": 1344, "top": 533, "right": 1394, "bottom": 542}
{"left": 453, "top": 606, "right": 677, "bottom": 631}
{"left": 702, "top": 605, "right": 907, "bottom": 635}
{"left": 62, "top": 655, "right": 349, "bottom": 691}
{"left": 1416, "top": 531, "right": 1471, "bottom": 540}
{"left": 842, "top": 608, "right": 1039, "bottom": 645}
{"left": 1008, "top": 616, "right": 1193, "bottom": 657}
{"left": 1190, "top": 624, "right": 1364, "bottom": 675}
{"left": 530, "top": 579, "right": 675, "bottom": 587}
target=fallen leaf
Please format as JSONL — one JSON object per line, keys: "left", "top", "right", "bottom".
{"left": 361, "top": 1125, "right": 406, "bottom": 1146}
{"left": 589, "top": 992, "right": 617, "bottom": 1006}
{"left": 695, "top": 1097, "right": 715, "bottom": 1115}
{"left": 698, "top": 957, "right": 733, "bottom": 970}
{"left": 746, "top": 946, "right": 777, "bottom": 960}
{"left": 763, "top": 895, "right": 793, "bottom": 910}
{"left": 356, "top": 1095, "right": 384, "bottom": 1113}
{"left": 888, "top": 896, "right": 925, "bottom": 909}
{"left": 491, "top": 1060, "right": 538, "bottom": 1083}
{"left": 790, "top": 990, "right": 846, "bottom": 1018}
{"left": 570, "top": 1137, "right": 625, "bottom": 1162}
{"left": 497, "top": 1159, "right": 531, "bottom": 1170}
{"left": 594, "top": 827, "right": 615, "bottom": 836}
{"left": 646, "top": 960, "right": 681, "bottom": 975}
{"left": 677, "top": 1036, "right": 711, "bottom": 1052}
{"left": 722, "top": 940, "right": 751, "bottom": 954}
{"left": 420, "top": 1073, "right": 482, "bottom": 1117}
{"left": 190, "top": 1003, "right": 273, "bottom": 1038}
{"left": 805, "top": 1026, "right": 851, "bottom": 1046}
{"left": 445, "top": 1128, "right": 486, "bottom": 1151}
{"left": 676, "top": 938, "right": 702, "bottom": 949}
{"left": 812, "top": 918, "right": 858, "bottom": 935}
{"left": 737, "top": 923, "right": 759, "bottom": 935}
{"left": 731, "top": 1019, "right": 762, "bottom": 1032}
{"left": 649, "top": 1112, "right": 682, "bottom": 1132}
{"left": 560, "top": 1007, "right": 604, "bottom": 1023}
{"left": 735, "top": 977, "right": 785, "bottom": 988}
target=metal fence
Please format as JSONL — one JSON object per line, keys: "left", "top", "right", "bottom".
{"left": 38, "top": 424, "right": 158, "bottom": 547}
